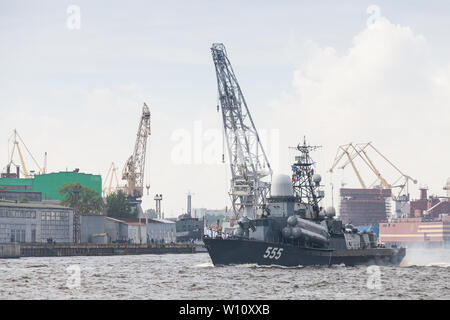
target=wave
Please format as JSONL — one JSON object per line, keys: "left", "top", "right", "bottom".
{"left": 193, "top": 262, "right": 214, "bottom": 268}
{"left": 401, "top": 248, "right": 450, "bottom": 267}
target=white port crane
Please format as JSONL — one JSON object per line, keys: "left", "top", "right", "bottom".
{"left": 211, "top": 43, "right": 272, "bottom": 219}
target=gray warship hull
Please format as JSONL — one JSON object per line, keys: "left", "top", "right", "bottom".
{"left": 203, "top": 237, "right": 406, "bottom": 267}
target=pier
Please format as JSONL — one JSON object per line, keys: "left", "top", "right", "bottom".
{"left": 0, "top": 243, "right": 197, "bottom": 258}
{"left": 0, "top": 243, "right": 20, "bottom": 258}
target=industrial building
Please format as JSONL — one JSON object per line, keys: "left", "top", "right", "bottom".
{"left": 147, "top": 218, "right": 176, "bottom": 243}
{"left": 176, "top": 214, "right": 204, "bottom": 242}
{"left": 174, "top": 192, "right": 204, "bottom": 242}
{"left": 0, "top": 190, "right": 42, "bottom": 202}
{"left": 379, "top": 217, "right": 450, "bottom": 247}
{"left": 379, "top": 187, "right": 450, "bottom": 247}
{"left": 80, "top": 214, "right": 106, "bottom": 244}
{"left": 0, "top": 171, "right": 102, "bottom": 201}
{"left": 104, "top": 217, "right": 128, "bottom": 243}
{"left": 105, "top": 217, "right": 176, "bottom": 244}
{"left": 0, "top": 200, "right": 106, "bottom": 244}
{"left": 104, "top": 217, "right": 146, "bottom": 244}
{"left": 0, "top": 201, "right": 74, "bottom": 243}
{"left": 409, "top": 188, "right": 450, "bottom": 218}
{"left": 339, "top": 188, "right": 392, "bottom": 226}
{"left": 0, "top": 169, "right": 105, "bottom": 244}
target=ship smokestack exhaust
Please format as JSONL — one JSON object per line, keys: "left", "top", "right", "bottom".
{"left": 420, "top": 188, "right": 428, "bottom": 200}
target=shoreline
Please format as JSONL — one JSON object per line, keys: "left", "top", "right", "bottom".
{"left": 0, "top": 242, "right": 202, "bottom": 258}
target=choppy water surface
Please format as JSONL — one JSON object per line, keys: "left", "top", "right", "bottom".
{"left": 1, "top": 248, "right": 450, "bottom": 299}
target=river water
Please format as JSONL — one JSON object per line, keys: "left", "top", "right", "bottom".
{"left": 1, "top": 248, "right": 450, "bottom": 300}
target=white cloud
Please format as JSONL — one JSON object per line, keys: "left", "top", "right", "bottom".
{"left": 271, "top": 17, "right": 450, "bottom": 205}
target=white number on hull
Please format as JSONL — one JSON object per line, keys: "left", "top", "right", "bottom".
{"left": 263, "top": 247, "right": 283, "bottom": 260}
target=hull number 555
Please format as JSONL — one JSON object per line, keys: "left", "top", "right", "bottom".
{"left": 263, "top": 247, "right": 283, "bottom": 260}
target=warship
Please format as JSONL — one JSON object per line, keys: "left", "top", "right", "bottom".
{"left": 203, "top": 139, "right": 406, "bottom": 267}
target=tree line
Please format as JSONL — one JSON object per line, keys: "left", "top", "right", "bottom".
{"left": 58, "top": 183, "right": 137, "bottom": 218}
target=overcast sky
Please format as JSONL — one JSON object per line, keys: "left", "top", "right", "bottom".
{"left": 1, "top": 1, "right": 449, "bottom": 217}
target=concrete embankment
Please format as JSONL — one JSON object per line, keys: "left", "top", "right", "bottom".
{"left": 0, "top": 243, "right": 20, "bottom": 258}
{"left": 0, "top": 243, "right": 196, "bottom": 258}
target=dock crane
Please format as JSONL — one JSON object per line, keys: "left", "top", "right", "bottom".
{"left": 102, "top": 162, "right": 120, "bottom": 196}
{"left": 122, "top": 103, "right": 151, "bottom": 201}
{"left": 6, "top": 129, "right": 45, "bottom": 178}
{"left": 329, "top": 143, "right": 367, "bottom": 189}
{"left": 211, "top": 43, "right": 272, "bottom": 219}
{"left": 329, "top": 142, "right": 417, "bottom": 200}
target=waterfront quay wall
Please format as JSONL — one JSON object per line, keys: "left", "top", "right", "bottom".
{"left": 14, "top": 243, "right": 196, "bottom": 257}
{"left": 0, "top": 243, "right": 20, "bottom": 258}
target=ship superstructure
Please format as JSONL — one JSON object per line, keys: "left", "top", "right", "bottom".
{"left": 204, "top": 138, "right": 405, "bottom": 266}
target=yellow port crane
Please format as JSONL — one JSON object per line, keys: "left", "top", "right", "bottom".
{"left": 329, "top": 143, "right": 367, "bottom": 189}
{"left": 329, "top": 142, "right": 417, "bottom": 200}
{"left": 121, "top": 103, "right": 151, "bottom": 199}
{"left": 102, "top": 162, "right": 120, "bottom": 196}
{"left": 7, "top": 129, "right": 45, "bottom": 178}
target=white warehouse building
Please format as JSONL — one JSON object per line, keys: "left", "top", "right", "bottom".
{"left": 104, "top": 217, "right": 176, "bottom": 244}
{"left": 147, "top": 219, "right": 176, "bottom": 243}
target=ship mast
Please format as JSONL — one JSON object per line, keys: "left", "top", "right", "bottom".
{"left": 291, "top": 137, "right": 323, "bottom": 220}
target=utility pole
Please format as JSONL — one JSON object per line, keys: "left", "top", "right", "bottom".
{"left": 72, "top": 184, "right": 82, "bottom": 243}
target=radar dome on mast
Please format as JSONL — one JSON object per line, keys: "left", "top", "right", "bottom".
{"left": 325, "top": 207, "right": 336, "bottom": 217}
{"left": 312, "top": 174, "right": 322, "bottom": 186}
{"left": 271, "top": 174, "right": 293, "bottom": 197}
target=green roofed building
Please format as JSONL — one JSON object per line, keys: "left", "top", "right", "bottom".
{"left": 0, "top": 172, "right": 102, "bottom": 201}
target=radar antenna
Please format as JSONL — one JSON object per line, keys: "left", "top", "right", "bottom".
{"left": 290, "top": 137, "right": 323, "bottom": 219}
